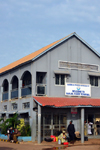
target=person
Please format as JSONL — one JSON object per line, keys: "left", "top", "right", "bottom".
{"left": 87, "top": 121, "right": 93, "bottom": 135}
{"left": 94, "top": 121, "right": 98, "bottom": 135}
{"left": 6, "top": 128, "right": 10, "bottom": 141}
{"left": 58, "top": 130, "right": 67, "bottom": 144}
{"left": 9, "top": 127, "right": 14, "bottom": 142}
{"left": 84, "top": 121, "right": 88, "bottom": 136}
{"left": 13, "top": 128, "right": 21, "bottom": 143}
{"left": 67, "top": 120, "right": 75, "bottom": 143}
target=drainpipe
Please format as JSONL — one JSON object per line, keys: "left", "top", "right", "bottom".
{"left": 38, "top": 104, "right": 41, "bottom": 144}
{"left": 81, "top": 108, "right": 84, "bottom": 143}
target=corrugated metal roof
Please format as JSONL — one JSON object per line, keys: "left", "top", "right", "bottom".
{"left": 33, "top": 96, "right": 100, "bottom": 107}
{"left": 0, "top": 32, "right": 100, "bottom": 75}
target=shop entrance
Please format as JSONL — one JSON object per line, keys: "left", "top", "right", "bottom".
{"left": 41, "top": 112, "right": 67, "bottom": 140}
{"left": 85, "top": 114, "right": 100, "bottom": 136}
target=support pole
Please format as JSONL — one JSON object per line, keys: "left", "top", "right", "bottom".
{"left": 38, "top": 104, "right": 41, "bottom": 144}
{"left": 81, "top": 108, "right": 84, "bottom": 143}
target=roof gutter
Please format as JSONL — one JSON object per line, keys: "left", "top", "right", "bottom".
{"left": 0, "top": 60, "right": 32, "bottom": 76}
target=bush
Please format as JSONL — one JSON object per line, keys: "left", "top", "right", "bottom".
{"left": 20, "top": 124, "right": 31, "bottom": 136}
{"left": 17, "top": 119, "right": 31, "bottom": 136}
{"left": 0, "top": 113, "right": 20, "bottom": 134}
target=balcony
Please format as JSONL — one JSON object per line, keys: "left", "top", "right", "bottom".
{"left": 11, "top": 88, "right": 18, "bottom": 99}
{"left": 2, "top": 92, "right": 8, "bottom": 101}
{"left": 21, "top": 85, "right": 32, "bottom": 97}
{"left": 36, "top": 84, "right": 46, "bottom": 96}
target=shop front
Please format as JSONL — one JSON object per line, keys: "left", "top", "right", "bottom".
{"left": 85, "top": 108, "right": 100, "bottom": 138}
{"left": 41, "top": 109, "right": 67, "bottom": 140}
{"left": 33, "top": 96, "right": 100, "bottom": 144}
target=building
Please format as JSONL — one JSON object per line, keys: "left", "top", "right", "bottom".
{"left": 0, "top": 32, "right": 100, "bottom": 143}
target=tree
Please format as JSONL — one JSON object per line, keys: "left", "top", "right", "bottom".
{"left": 0, "top": 113, "right": 20, "bottom": 134}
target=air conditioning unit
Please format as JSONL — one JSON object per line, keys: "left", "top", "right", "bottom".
{"left": 36, "top": 85, "right": 46, "bottom": 95}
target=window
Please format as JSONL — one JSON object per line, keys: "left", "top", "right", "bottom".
{"left": 12, "top": 103, "right": 17, "bottom": 110}
{"left": 90, "top": 76, "right": 98, "bottom": 86}
{"left": 22, "top": 102, "right": 30, "bottom": 109}
{"left": 36, "top": 72, "right": 46, "bottom": 84}
{"left": 55, "top": 74, "right": 65, "bottom": 85}
{"left": 3, "top": 105, "right": 7, "bottom": 111}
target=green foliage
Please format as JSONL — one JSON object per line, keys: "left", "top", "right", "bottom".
{"left": 17, "top": 118, "right": 25, "bottom": 131}
{"left": 20, "top": 124, "right": 31, "bottom": 136}
{"left": 17, "top": 119, "right": 31, "bottom": 136}
{"left": 0, "top": 113, "right": 31, "bottom": 136}
{"left": 0, "top": 119, "right": 8, "bottom": 134}
{"left": 0, "top": 113, "right": 20, "bottom": 134}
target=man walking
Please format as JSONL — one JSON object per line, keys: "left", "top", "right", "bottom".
{"left": 67, "top": 120, "right": 75, "bottom": 143}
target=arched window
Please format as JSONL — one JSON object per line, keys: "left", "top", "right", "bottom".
{"left": 21, "top": 71, "right": 32, "bottom": 97}
{"left": 11, "top": 76, "right": 18, "bottom": 89}
{"left": 21, "top": 71, "right": 32, "bottom": 87}
{"left": 2, "top": 79, "right": 9, "bottom": 100}
{"left": 11, "top": 76, "right": 18, "bottom": 99}
{"left": 2, "top": 79, "right": 8, "bottom": 92}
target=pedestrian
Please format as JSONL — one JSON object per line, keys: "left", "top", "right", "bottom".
{"left": 13, "top": 128, "right": 21, "bottom": 143}
{"left": 87, "top": 121, "right": 93, "bottom": 135}
{"left": 67, "top": 120, "right": 75, "bottom": 143}
{"left": 84, "top": 121, "right": 88, "bottom": 136}
{"left": 7, "top": 128, "right": 10, "bottom": 141}
{"left": 9, "top": 127, "right": 14, "bottom": 142}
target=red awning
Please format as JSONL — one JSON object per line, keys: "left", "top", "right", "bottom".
{"left": 33, "top": 96, "right": 100, "bottom": 107}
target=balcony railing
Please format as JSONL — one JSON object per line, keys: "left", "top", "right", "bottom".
{"left": 2, "top": 92, "right": 8, "bottom": 101}
{"left": 36, "top": 84, "right": 46, "bottom": 96}
{"left": 21, "top": 84, "right": 32, "bottom": 97}
{"left": 11, "top": 88, "right": 18, "bottom": 99}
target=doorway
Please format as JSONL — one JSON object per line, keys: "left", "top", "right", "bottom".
{"left": 41, "top": 112, "right": 67, "bottom": 140}
{"left": 85, "top": 114, "right": 100, "bottom": 136}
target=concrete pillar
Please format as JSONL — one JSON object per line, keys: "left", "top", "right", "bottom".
{"left": 8, "top": 83, "right": 12, "bottom": 100}
{"left": 0, "top": 87, "right": 3, "bottom": 102}
{"left": 32, "top": 76, "right": 34, "bottom": 96}
{"left": 81, "top": 108, "right": 84, "bottom": 143}
{"left": 6, "top": 113, "right": 9, "bottom": 119}
{"left": 18, "top": 80, "right": 22, "bottom": 98}
{"left": 38, "top": 104, "right": 41, "bottom": 144}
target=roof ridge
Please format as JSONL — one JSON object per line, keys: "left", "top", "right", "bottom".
{"left": 0, "top": 32, "right": 74, "bottom": 74}
{"left": 0, "top": 32, "right": 99, "bottom": 74}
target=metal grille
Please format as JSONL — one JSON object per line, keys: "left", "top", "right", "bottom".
{"left": 3, "top": 105, "right": 7, "bottom": 111}
{"left": 22, "top": 102, "right": 30, "bottom": 109}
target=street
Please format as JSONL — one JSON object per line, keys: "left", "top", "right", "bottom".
{"left": 0, "top": 139, "right": 100, "bottom": 150}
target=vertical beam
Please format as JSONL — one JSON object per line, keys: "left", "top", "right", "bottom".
{"left": 38, "top": 104, "right": 41, "bottom": 144}
{"left": 0, "top": 87, "right": 3, "bottom": 102}
{"left": 18, "top": 80, "right": 22, "bottom": 99}
{"left": 81, "top": 108, "right": 84, "bottom": 143}
{"left": 51, "top": 112, "right": 53, "bottom": 135}
{"left": 43, "top": 114, "right": 45, "bottom": 140}
{"left": 8, "top": 83, "right": 12, "bottom": 100}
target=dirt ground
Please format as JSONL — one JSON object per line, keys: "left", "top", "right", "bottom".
{"left": 0, "top": 139, "right": 100, "bottom": 150}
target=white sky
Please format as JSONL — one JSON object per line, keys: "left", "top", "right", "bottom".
{"left": 0, "top": 0, "right": 100, "bottom": 68}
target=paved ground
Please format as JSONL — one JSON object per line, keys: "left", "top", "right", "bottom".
{"left": 0, "top": 139, "right": 100, "bottom": 150}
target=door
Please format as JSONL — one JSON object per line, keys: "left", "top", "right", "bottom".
{"left": 41, "top": 112, "right": 67, "bottom": 140}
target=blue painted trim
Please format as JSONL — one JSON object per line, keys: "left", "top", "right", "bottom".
{"left": 0, "top": 134, "right": 32, "bottom": 141}
{"left": 0, "top": 134, "right": 8, "bottom": 140}
{"left": 18, "top": 136, "right": 32, "bottom": 141}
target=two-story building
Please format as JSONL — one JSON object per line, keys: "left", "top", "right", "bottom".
{"left": 0, "top": 32, "right": 100, "bottom": 143}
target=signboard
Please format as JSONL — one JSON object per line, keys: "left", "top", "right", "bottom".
{"left": 65, "top": 83, "right": 91, "bottom": 97}
{"left": 71, "top": 108, "right": 77, "bottom": 114}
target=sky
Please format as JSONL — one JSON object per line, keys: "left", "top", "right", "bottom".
{"left": 0, "top": 0, "right": 100, "bottom": 69}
